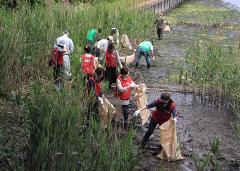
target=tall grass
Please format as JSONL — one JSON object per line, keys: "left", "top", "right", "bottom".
{"left": 0, "top": 1, "right": 154, "bottom": 170}
{"left": 22, "top": 83, "right": 136, "bottom": 171}
{"left": 0, "top": 1, "right": 154, "bottom": 93}
{"left": 180, "top": 42, "right": 240, "bottom": 137}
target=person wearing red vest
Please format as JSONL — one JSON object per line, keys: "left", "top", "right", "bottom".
{"left": 116, "top": 66, "right": 137, "bottom": 128}
{"left": 105, "top": 42, "right": 122, "bottom": 89}
{"left": 86, "top": 67, "right": 105, "bottom": 120}
{"left": 49, "top": 42, "right": 66, "bottom": 89}
{"left": 81, "top": 45, "right": 97, "bottom": 78}
{"left": 133, "top": 92, "right": 177, "bottom": 148}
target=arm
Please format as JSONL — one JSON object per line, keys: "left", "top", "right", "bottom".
{"left": 116, "top": 79, "right": 129, "bottom": 93}
{"left": 69, "top": 39, "right": 74, "bottom": 53}
{"left": 115, "top": 50, "right": 122, "bottom": 68}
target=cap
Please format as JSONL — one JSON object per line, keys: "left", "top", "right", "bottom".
{"left": 107, "top": 36, "right": 114, "bottom": 42}
{"left": 160, "top": 92, "right": 171, "bottom": 103}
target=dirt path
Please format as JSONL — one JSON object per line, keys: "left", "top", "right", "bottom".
{"left": 131, "top": 0, "right": 240, "bottom": 170}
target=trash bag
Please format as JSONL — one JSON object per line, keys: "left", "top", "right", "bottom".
{"left": 135, "top": 84, "right": 150, "bottom": 125}
{"left": 98, "top": 97, "right": 116, "bottom": 128}
{"left": 156, "top": 118, "right": 184, "bottom": 161}
{"left": 120, "top": 50, "right": 136, "bottom": 65}
{"left": 120, "top": 34, "right": 133, "bottom": 50}
{"left": 164, "top": 25, "right": 171, "bottom": 32}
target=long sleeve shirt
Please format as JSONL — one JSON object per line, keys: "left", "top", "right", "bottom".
{"left": 146, "top": 99, "right": 177, "bottom": 118}
{"left": 55, "top": 34, "right": 74, "bottom": 55}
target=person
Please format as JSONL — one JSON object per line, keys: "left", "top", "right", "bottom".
{"left": 87, "top": 67, "right": 105, "bottom": 119}
{"left": 49, "top": 40, "right": 66, "bottom": 89}
{"left": 116, "top": 66, "right": 137, "bottom": 128}
{"left": 105, "top": 42, "right": 122, "bottom": 89}
{"left": 135, "top": 41, "right": 154, "bottom": 68}
{"left": 86, "top": 28, "right": 101, "bottom": 53}
{"left": 55, "top": 30, "right": 74, "bottom": 84}
{"left": 80, "top": 45, "right": 97, "bottom": 79}
{"left": 95, "top": 36, "right": 114, "bottom": 64}
{"left": 134, "top": 92, "right": 177, "bottom": 148}
{"left": 155, "top": 13, "right": 164, "bottom": 40}
{"left": 111, "top": 28, "right": 120, "bottom": 49}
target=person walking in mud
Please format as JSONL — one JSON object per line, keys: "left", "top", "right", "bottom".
{"left": 134, "top": 92, "right": 177, "bottom": 148}
{"left": 135, "top": 41, "right": 154, "bottom": 68}
{"left": 155, "top": 13, "right": 164, "bottom": 40}
{"left": 116, "top": 66, "right": 138, "bottom": 128}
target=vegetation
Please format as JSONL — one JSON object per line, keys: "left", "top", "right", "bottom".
{"left": 0, "top": 1, "right": 154, "bottom": 170}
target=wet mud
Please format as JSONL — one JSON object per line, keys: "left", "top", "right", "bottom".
{"left": 129, "top": 0, "right": 240, "bottom": 170}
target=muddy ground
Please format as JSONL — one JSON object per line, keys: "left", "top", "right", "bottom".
{"left": 123, "top": 0, "right": 240, "bottom": 170}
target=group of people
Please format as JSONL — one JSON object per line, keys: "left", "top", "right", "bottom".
{"left": 49, "top": 22, "right": 176, "bottom": 149}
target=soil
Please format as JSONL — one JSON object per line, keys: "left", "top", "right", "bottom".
{"left": 124, "top": 0, "right": 240, "bottom": 170}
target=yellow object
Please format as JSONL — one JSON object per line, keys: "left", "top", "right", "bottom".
{"left": 98, "top": 97, "right": 116, "bottom": 128}
{"left": 135, "top": 84, "right": 150, "bottom": 125}
{"left": 156, "top": 118, "right": 184, "bottom": 161}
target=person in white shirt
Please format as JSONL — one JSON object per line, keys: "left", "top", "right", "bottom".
{"left": 95, "top": 36, "right": 114, "bottom": 64}
{"left": 55, "top": 31, "right": 74, "bottom": 81}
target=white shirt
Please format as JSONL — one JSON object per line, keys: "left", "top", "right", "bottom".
{"left": 55, "top": 34, "right": 74, "bottom": 55}
{"left": 96, "top": 39, "right": 108, "bottom": 52}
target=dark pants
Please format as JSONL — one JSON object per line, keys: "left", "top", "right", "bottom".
{"left": 157, "top": 28, "right": 163, "bottom": 40}
{"left": 141, "top": 117, "right": 158, "bottom": 147}
{"left": 53, "top": 65, "right": 63, "bottom": 86}
{"left": 122, "top": 105, "right": 129, "bottom": 128}
{"left": 105, "top": 67, "right": 118, "bottom": 88}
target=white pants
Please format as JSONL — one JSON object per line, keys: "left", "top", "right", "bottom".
{"left": 63, "top": 54, "right": 71, "bottom": 80}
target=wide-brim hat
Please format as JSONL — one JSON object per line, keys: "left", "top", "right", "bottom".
{"left": 107, "top": 36, "right": 114, "bottom": 42}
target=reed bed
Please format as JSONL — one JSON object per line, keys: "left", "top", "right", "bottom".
{"left": 0, "top": 1, "right": 154, "bottom": 170}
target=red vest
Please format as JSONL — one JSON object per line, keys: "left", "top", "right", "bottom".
{"left": 117, "top": 75, "right": 132, "bottom": 100}
{"left": 49, "top": 48, "right": 64, "bottom": 67}
{"left": 105, "top": 50, "right": 117, "bottom": 68}
{"left": 88, "top": 76, "right": 101, "bottom": 97}
{"left": 152, "top": 101, "right": 176, "bottom": 125}
{"left": 81, "top": 54, "right": 95, "bottom": 75}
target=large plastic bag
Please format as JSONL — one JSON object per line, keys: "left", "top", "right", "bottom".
{"left": 135, "top": 84, "right": 150, "bottom": 125}
{"left": 120, "top": 50, "right": 136, "bottom": 65}
{"left": 156, "top": 118, "right": 184, "bottom": 161}
{"left": 98, "top": 97, "right": 116, "bottom": 128}
{"left": 120, "top": 34, "right": 132, "bottom": 50}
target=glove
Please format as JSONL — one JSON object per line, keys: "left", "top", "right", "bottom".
{"left": 133, "top": 110, "right": 140, "bottom": 117}
{"left": 172, "top": 117, "right": 177, "bottom": 123}
{"left": 130, "top": 83, "right": 136, "bottom": 88}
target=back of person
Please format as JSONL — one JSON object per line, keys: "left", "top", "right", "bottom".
{"left": 139, "top": 41, "right": 152, "bottom": 53}
{"left": 49, "top": 47, "right": 64, "bottom": 67}
{"left": 105, "top": 49, "right": 117, "bottom": 68}
{"left": 81, "top": 53, "right": 95, "bottom": 75}
{"left": 96, "top": 39, "right": 108, "bottom": 52}
{"left": 155, "top": 17, "right": 163, "bottom": 29}
{"left": 86, "top": 29, "right": 97, "bottom": 42}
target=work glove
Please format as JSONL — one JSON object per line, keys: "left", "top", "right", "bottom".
{"left": 172, "top": 117, "right": 177, "bottom": 123}
{"left": 130, "top": 83, "right": 136, "bottom": 88}
{"left": 133, "top": 110, "right": 140, "bottom": 117}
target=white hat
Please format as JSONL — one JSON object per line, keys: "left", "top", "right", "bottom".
{"left": 107, "top": 36, "right": 114, "bottom": 42}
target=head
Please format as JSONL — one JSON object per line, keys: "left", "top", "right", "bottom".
{"left": 120, "top": 66, "right": 129, "bottom": 79}
{"left": 63, "top": 30, "right": 70, "bottom": 36}
{"left": 98, "top": 28, "right": 102, "bottom": 33}
{"left": 107, "top": 36, "right": 114, "bottom": 43}
{"left": 84, "top": 45, "right": 92, "bottom": 54}
{"left": 95, "top": 67, "right": 105, "bottom": 81}
{"left": 108, "top": 42, "right": 115, "bottom": 52}
{"left": 111, "top": 28, "right": 117, "bottom": 35}
{"left": 160, "top": 92, "right": 171, "bottom": 105}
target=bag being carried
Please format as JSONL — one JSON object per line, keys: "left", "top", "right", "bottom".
{"left": 135, "top": 84, "right": 150, "bottom": 125}
{"left": 156, "top": 118, "right": 184, "bottom": 161}
{"left": 98, "top": 97, "right": 116, "bottom": 128}
{"left": 48, "top": 47, "right": 65, "bottom": 67}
